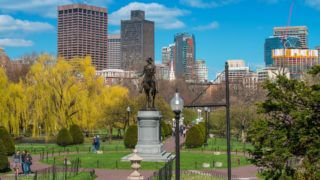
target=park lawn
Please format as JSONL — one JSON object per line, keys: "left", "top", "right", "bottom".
{"left": 13, "top": 172, "right": 94, "bottom": 180}
{"left": 171, "top": 173, "right": 224, "bottom": 180}
{"left": 42, "top": 151, "right": 250, "bottom": 170}
{"left": 179, "top": 152, "right": 250, "bottom": 170}
{"left": 183, "top": 137, "right": 253, "bottom": 152}
{"left": 42, "top": 152, "right": 165, "bottom": 170}
{"left": 15, "top": 140, "right": 127, "bottom": 154}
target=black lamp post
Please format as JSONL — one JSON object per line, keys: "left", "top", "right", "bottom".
{"left": 126, "top": 106, "right": 131, "bottom": 127}
{"left": 170, "top": 89, "right": 184, "bottom": 180}
{"left": 204, "top": 107, "right": 210, "bottom": 146}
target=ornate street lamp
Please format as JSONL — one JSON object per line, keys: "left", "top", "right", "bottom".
{"left": 170, "top": 89, "right": 184, "bottom": 180}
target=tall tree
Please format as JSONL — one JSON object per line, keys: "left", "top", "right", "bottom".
{"left": 248, "top": 66, "right": 320, "bottom": 179}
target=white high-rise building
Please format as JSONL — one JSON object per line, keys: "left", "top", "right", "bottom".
{"left": 195, "top": 60, "right": 208, "bottom": 82}
{"left": 107, "top": 34, "right": 121, "bottom": 69}
{"left": 162, "top": 43, "right": 175, "bottom": 65}
{"left": 216, "top": 59, "right": 250, "bottom": 83}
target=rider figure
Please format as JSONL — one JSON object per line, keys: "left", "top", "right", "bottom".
{"left": 139, "top": 57, "right": 157, "bottom": 93}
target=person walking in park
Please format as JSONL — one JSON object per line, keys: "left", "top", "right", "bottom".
{"left": 21, "top": 150, "right": 26, "bottom": 174}
{"left": 96, "top": 135, "right": 100, "bottom": 151}
{"left": 12, "top": 150, "right": 22, "bottom": 176}
{"left": 92, "top": 136, "right": 97, "bottom": 153}
{"left": 25, "top": 151, "right": 32, "bottom": 174}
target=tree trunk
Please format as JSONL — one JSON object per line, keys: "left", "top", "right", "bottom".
{"left": 108, "top": 126, "right": 113, "bottom": 144}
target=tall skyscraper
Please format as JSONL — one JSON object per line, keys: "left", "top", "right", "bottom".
{"left": 195, "top": 60, "right": 208, "bottom": 82}
{"left": 264, "top": 36, "right": 301, "bottom": 66}
{"left": 57, "top": 4, "right": 108, "bottom": 70}
{"left": 272, "top": 49, "right": 319, "bottom": 79}
{"left": 174, "top": 33, "right": 195, "bottom": 80}
{"left": 107, "top": 34, "right": 121, "bottom": 69}
{"left": 162, "top": 43, "right": 175, "bottom": 65}
{"left": 273, "top": 26, "right": 308, "bottom": 48}
{"left": 121, "top": 10, "right": 154, "bottom": 70}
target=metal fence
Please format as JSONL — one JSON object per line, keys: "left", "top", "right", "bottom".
{"left": 1, "top": 158, "right": 95, "bottom": 180}
{"left": 147, "top": 157, "right": 175, "bottom": 180}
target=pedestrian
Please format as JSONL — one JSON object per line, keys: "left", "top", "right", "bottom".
{"left": 25, "top": 151, "right": 32, "bottom": 174}
{"left": 92, "top": 136, "right": 97, "bottom": 153}
{"left": 12, "top": 150, "right": 21, "bottom": 176}
{"left": 21, "top": 150, "right": 26, "bottom": 174}
{"left": 96, "top": 135, "right": 100, "bottom": 151}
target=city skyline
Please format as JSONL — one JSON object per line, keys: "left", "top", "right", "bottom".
{"left": 1, "top": 0, "right": 320, "bottom": 79}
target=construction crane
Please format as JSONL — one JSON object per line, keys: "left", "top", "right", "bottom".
{"left": 282, "top": 0, "right": 295, "bottom": 48}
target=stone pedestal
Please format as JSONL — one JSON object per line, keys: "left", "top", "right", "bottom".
{"left": 122, "top": 110, "right": 173, "bottom": 162}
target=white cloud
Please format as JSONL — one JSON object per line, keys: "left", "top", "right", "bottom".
{"left": 109, "top": 2, "right": 188, "bottom": 29}
{"left": 305, "top": 0, "right": 320, "bottom": 10}
{"left": 0, "top": 15, "right": 54, "bottom": 32}
{"left": 0, "top": 0, "right": 113, "bottom": 18}
{"left": 194, "top": 21, "right": 219, "bottom": 31}
{"left": 180, "top": 0, "right": 239, "bottom": 8}
{"left": 0, "top": 38, "right": 33, "bottom": 47}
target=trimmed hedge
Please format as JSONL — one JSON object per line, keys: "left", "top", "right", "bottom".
{"left": 57, "top": 128, "right": 73, "bottom": 147}
{"left": 0, "top": 139, "right": 10, "bottom": 173}
{"left": 124, "top": 125, "right": 137, "bottom": 149}
{"left": 0, "top": 126, "right": 15, "bottom": 155}
{"left": 69, "top": 124, "right": 84, "bottom": 145}
{"left": 185, "top": 125, "right": 204, "bottom": 148}
{"left": 196, "top": 122, "right": 206, "bottom": 143}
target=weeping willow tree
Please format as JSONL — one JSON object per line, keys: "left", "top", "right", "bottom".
{"left": 0, "top": 55, "right": 129, "bottom": 137}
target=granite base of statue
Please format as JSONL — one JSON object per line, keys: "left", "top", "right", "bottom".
{"left": 122, "top": 110, "right": 173, "bottom": 162}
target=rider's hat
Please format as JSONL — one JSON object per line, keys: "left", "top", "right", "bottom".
{"left": 146, "top": 57, "right": 153, "bottom": 62}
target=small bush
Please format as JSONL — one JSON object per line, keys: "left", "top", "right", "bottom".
{"left": 69, "top": 124, "right": 84, "bottom": 145}
{"left": 57, "top": 128, "right": 73, "bottom": 147}
{"left": 185, "top": 125, "right": 204, "bottom": 148}
{"left": 167, "top": 123, "right": 173, "bottom": 136}
{"left": 0, "top": 140, "right": 10, "bottom": 173}
{"left": 124, "top": 125, "right": 137, "bottom": 149}
{"left": 161, "top": 121, "right": 168, "bottom": 139}
{"left": 0, "top": 126, "right": 15, "bottom": 155}
{"left": 196, "top": 122, "right": 206, "bottom": 143}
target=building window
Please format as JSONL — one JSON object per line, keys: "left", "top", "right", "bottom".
{"left": 59, "top": 10, "right": 63, "bottom": 15}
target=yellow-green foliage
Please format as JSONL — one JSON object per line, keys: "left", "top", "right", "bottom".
{"left": 0, "top": 55, "right": 129, "bottom": 137}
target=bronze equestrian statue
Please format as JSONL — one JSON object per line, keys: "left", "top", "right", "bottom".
{"left": 139, "top": 57, "right": 158, "bottom": 109}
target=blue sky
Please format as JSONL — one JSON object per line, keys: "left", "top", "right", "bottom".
{"left": 1, "top": 0, "right": 320, "bottom": 79}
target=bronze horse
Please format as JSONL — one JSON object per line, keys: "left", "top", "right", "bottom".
{"left": 140, "top": 58, "right": 157, "bottom": 109}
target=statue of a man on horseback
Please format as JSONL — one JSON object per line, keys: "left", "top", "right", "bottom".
{"left": 139, "top": 57, "right": 158, "bottom": 109}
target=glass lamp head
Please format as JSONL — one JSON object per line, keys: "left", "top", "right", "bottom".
{"left": 170, "top": 90, "right": 184, "bottom": 112}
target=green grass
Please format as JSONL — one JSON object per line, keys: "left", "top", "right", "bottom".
{"left": 42, "top": 152, "right": 165, "bottom": 170}
{"left": 41, "top": 151, "right": 250, "bottom": 170}
{"left": 184, "top": 137, "right": 253, "bottom": 152}
{"left": 179, "top": 152, "right": 250, "bottom": 170}
{"left": 9, "top": 172, "right": 95, "bottom": 180}
{"left": 15, "top": 140, "right": 127, "bottom": 155}
{"left": 172, "top": 173, "right": 224, "bottom": 180}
